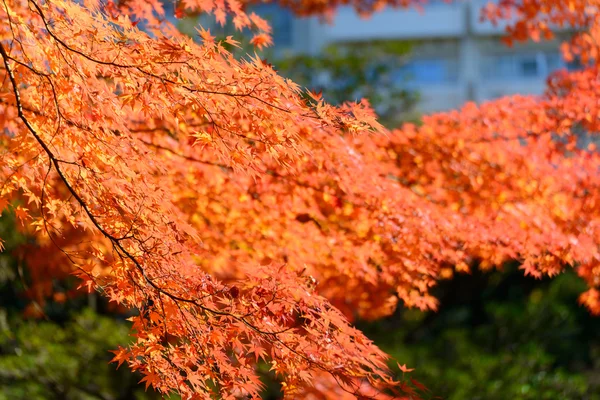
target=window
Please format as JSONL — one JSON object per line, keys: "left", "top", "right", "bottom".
{"left": 519, "top": 56, "right": 538, "bottom": 77}
{"left": 393, "top": 59, "right": 459, "bottom": 85}
{"left": 482, "top": 51, "right": 572, "bottom": 80}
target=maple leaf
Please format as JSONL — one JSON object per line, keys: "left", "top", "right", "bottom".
{"left": 249, "top": 342, "right": 267, "bottom": 362}
{"left": 224, "top": 35, "right": 241, "bottom": 48}
{"left": 196, "top": 27, "right": 214, "bottom": 45}
{"left": 14, "top": 206, "right": 29, "bottom": 225}
{"left": 398, "top": 363, "right": 415, "bottom": 373}
{"left": 308, "top": 89, "right": 323, "bottom": 103}
{"left": 249, "top": 12, "right": 272, "bottom": 33}
{"left": 139, "top": 371, "right": 161, "bottom": 391}
{"left": 249, "top": 33, "right": 273, "bottom": 50}
{"left": 110, "top": 348, "right": 129, "bottom": 369}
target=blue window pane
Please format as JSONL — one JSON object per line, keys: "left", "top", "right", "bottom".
{"left": 520, "top": 58, "right": 538, "bottom": 77}
{"left": 394, "top": 59, "right": 457, "bottom": 84}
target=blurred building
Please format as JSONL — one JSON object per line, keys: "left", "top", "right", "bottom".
{"left": 256, "top": 0, "right": 578, "bottom": 112}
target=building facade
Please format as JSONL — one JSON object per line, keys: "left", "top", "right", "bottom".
{"left": 262, "top": 0, "right": 576, "bottom": 112}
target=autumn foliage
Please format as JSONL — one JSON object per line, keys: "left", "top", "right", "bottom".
{"left": 0, "top": 0, "right": 599, "bottom": 398}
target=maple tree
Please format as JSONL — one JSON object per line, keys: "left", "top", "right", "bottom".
{"left": 0, "top": 0, "right": 599, "bottom": 398}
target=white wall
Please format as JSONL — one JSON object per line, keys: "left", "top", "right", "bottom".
{"left": 324, "top": 3, "right": 466, "bottom": 42}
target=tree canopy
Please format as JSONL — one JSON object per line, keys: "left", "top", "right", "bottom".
{"left": 0, "top": 0, "right": 599, "bottom": 398}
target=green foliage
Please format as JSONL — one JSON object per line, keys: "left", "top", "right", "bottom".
{"left": 360, "top": 267, "right": 600, "bottom": 399}
{"left": 0, "top": 214, "right": 161, "bottom": 400}
{"left": 0, "top": 309, "right": 160, "bottom": 400}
